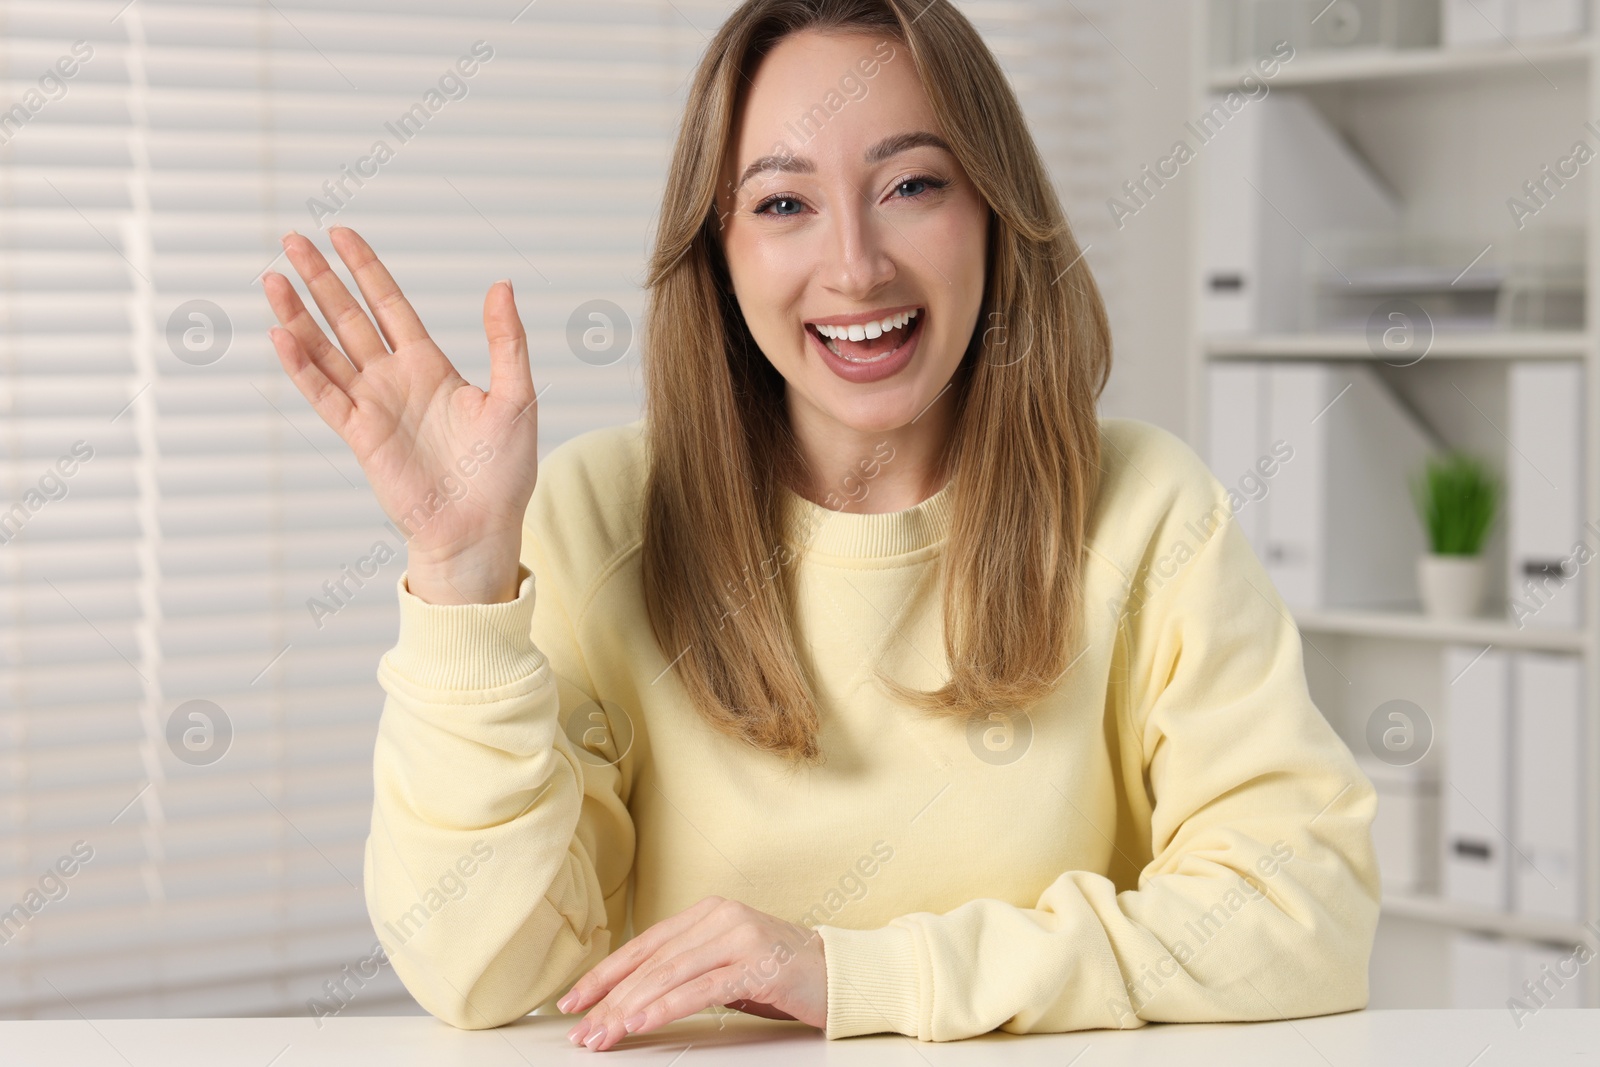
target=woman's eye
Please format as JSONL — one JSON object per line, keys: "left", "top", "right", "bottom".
{"left": 755, "top": 196, "right": 803, "bottom": 216}
{"left": 893, "top": 175, "right": 948, "bottom": 200}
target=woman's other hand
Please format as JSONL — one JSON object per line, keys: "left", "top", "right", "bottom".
{"left": 558, "top": 896, "right": 828, "bottom": 1050}
{"left": 262, "top": 227, "right": 540, "bottom": 605}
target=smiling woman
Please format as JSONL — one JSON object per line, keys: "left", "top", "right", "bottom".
{"left": 259, "top": 0, "right": 1381, "bottom": 1053}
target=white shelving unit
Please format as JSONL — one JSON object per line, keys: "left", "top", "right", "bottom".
{"left": 1191, "top": 6, "right": 1600, "bottom": 1009}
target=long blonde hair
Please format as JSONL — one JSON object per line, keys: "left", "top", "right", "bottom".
{"left": 641, "top": 0, "right": 1111, "bottom": 764}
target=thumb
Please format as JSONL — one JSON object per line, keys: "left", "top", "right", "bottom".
{"left": 483, "top": 279, "right": 535, "bottom": 413}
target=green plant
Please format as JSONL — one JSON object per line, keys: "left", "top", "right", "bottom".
{"left": 1409, "top": 451, "right": 1499, "bottom": 556}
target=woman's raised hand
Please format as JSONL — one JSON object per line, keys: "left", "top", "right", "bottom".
{"left": 262, "top": 227, "right": 540, "bottom": 606}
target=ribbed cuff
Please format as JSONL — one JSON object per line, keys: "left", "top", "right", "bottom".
{"left": 381, "top": 563, "right": 545, "bottom": 691}
{"left": 816, "top": 922, "right": 925, "bottom": 1039}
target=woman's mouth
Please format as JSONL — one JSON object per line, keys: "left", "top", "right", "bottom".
{"left": 804, "top": 307, "right": 924, "bottom": 384}
{"left": 808, "top": 308, "right": 921, "bottom": 363}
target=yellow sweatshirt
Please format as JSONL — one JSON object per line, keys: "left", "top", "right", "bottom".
{"left": 362, "top": 415, "right": 1381, "bottom": 1041}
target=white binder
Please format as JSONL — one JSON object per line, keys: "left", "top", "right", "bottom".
{"left": 1507, "top": 363, "right": 1585, "bottom": 630}
{"left": 1512, "top": 651, "right": 1585, "bottom": 922}
{"left": 1442, "top": 0, "right": 1514, "bottom": 45}
{"left": 1358, "top": 755, "right": 1439, "bottom": 896}
{"left": 1449, "top": 931, "right": 1516, "bottom": 1007}
{"left": 1450, "top": 931, "right": 1591, "bottom": 1008}
{"left": 1199, "top": 91, "right": 1399, "bottom": 335}
{"left": 1442, "top": 645, "right": 1511, "bottom": 911}
{"left": 1207, "top": 362, "right": 1267, "bottom": 550}
{"left": 1514, "top": 0, "right": 1587, "bottom": 39}
{"left": 1206, "top": 361, "right": 1437, "bottom": 609}
{"left": 1517, "top": 940, "right": 1590, "bottom": 1007}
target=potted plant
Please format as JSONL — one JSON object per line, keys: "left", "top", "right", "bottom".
{"left": 1409, "top": 451, "right": 1499, "bottom": 618}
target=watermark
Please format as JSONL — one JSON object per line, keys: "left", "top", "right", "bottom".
{"left": 374, "top": 839, "right": 495, "bottom": 957}
{"left": 567, "top": 299, "right": 633, "bottom": 366}
{"left": 819, "top": 439, "right": 896, "bottom": 513}
{"left": 715, "top": 40, "right": 898, "bottom": 231}
{"left": 166, "top": 299, "right": 232, "bottom": 366}
{"left": 978, "top": 309, "right": 1030, "bottom": 367}
{"left": 307, "top": 41, "right": 495, "bottom": 228}
{"left": 1508, "top": 518, "right": 1599, "bottom": 629}
{"left": 1507, "top": 122, "right": 1600, "bottom": 230}
{"left": 307, "top": 439, "right": 496, "bottom": 628}
{"left": 0, "top": 440, "right": 95, "bottom": 546}
{"left": 1109, "top": 839, "right": 1296, "bottom": 1023}
{"left": 796, "top": 840, "right": 895, "bottom": 929}
{"left": 307, "top": 940, "right": 392, "bottom": 1028}
{"left": 0, "top": 41, "right": 94, "bottom": 147}
{"left": 1508, "top": 920, "right": 1600, "bottom": 1029}
{"left": 1364, "top": 698, "right": 1433, "bottom": 767}
{"left": 1365, "top": 297, "right": 1434, "bottom": 367}
{"left": 1107, "top": 42, "right": 1295, "bottom": 230}
{"left": 0, "top": 841, "right": 95, "bottom": 947}
{"left": 966, "top": 708, "right": 1033, "bottom": 766}
{"left": 778, "top": 40, "right": 895, "bottom": 149}
{"left": 698, "top": 841, "right": 897, "bottom": 1030}
{"left": 165, "top": 699, "right": 233, "bottom": 767}
{"left": 561, "top": 696, "right": 636, "bottom": 768}
{"left": 1109, "top": 441, "right": 1294, "bottom": 622}
{"left": 715, "top": 440, "right": 897, "bottom": 631}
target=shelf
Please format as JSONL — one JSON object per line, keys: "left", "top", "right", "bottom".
{"left": 1207, "top": 38, "right": 1591, "bottom": 91}
{"left": 1382, "top": 893, "right": 1598, "bottom": 947}
{"left": 1293, "top": 607, "right": 1590, "bottom": 652}
{"left": 1205, "top": 332, "right": 1592, "bottom": 361}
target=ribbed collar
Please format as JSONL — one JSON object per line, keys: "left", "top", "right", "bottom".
{"left": 780, "top": 475, "right": 955, "bottom": 559}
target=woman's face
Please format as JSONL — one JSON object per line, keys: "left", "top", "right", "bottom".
{"left": 717, "top": 29, "right": 990, "bottom": 438}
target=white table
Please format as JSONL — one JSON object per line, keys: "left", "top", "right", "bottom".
{"left": 0, "top": 1009, "right": 1593, "bottom": 1065}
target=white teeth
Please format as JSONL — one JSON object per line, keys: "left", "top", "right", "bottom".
{"left": 813, "top": 308, "right": 920, "bottom": 342}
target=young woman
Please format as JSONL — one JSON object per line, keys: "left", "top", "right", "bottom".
{"left": 261, "top": 0, "right": 1379, "bottom": 1050}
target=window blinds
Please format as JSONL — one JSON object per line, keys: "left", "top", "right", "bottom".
{"left": 0, "top": 0, "right": 1111, "bottom": 1020}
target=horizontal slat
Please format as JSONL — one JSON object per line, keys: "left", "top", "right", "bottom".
{"left": 21, "top": 808, "right": 375, "bottom": 851}
{"left": 0, "top": 638, "right": 402, "bottom": 709}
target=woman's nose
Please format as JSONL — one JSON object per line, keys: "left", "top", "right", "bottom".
{"left": 818, "top": 193, "right": 897, "bottom": 298}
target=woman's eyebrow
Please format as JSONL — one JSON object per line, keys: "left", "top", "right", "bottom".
{"left": 733, "top": 130, "right": 953, "bottom": 194}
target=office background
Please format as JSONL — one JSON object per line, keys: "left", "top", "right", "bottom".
{"left": 0, "top": 0, "right": 1593, "bottom": 1022}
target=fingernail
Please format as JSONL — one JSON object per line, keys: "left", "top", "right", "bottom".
{"left": 496, "top": 278, "right": 512, "bottom": 294}
{"left": 566, "top": 1021, "right": 588, "bottom": 1045}
{"left": 623, "top": 1012, "right": 646, "bottom": 1033}
{"left": 557, "top": 991, "right": 576, "bottom": 1012}
{"left": 280, "top": 230, "right": 299, "bottom": 247}
{"left": 583, "top": 1024, "right": 606, "bottom": 1048}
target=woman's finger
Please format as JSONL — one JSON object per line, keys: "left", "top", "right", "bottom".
{"left": 261, "top": 272, "right": 358, "bottom": 394}
{"left": 281, "top": 231, "right": 389, "bottom": 370}
{"left": 267, "top": 326, "right": 355, "bottom": 435}
{"left": 599, "top": 963, "right": 765, "bottom": 1050}
{"left": 483, "top": 279, "right": 536, "bottom": 415}
{"left": 328, "top": 227, "right": 432, "bottom": 352}
{"left": 559, "top": 896, "right": 724, "bottom": 1015}
{"left": 579, "top": 927, "right": 773, "bottom": 1050}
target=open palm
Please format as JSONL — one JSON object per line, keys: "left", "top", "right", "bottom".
{"left": 261, "top": 227, "right": 540, "bottom": 604}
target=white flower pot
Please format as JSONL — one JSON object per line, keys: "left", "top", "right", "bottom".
{"left": 1417, "top": 553, "right": 1485, "bottom": 618}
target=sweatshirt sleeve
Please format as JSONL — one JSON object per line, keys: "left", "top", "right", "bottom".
{"left": 813, "top": 486, "right": 1382, "bottom": 1041}
{"left": 361, "top": 515, "right": 636, "bottom": 1029}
